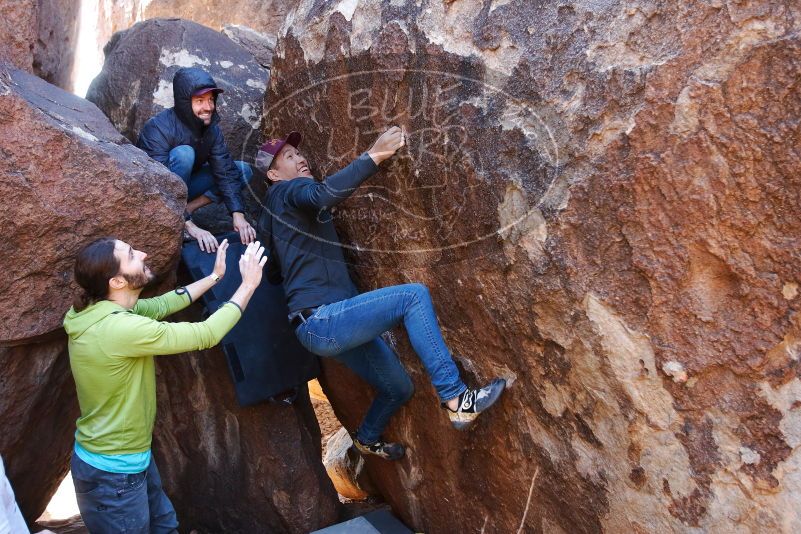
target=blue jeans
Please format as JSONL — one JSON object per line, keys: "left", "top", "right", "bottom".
{"left": 167, "top": 145, "right": 253, "bottom": 203}
{"left": 295, "top": 283, "right": 467, "bottom": 444}
{"left": 71, "top": 453, "right": 178, "bottom": 534}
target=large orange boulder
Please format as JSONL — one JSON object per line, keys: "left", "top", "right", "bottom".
{"left": 0, "top": 63, "right": 183, "bottom": 523}
{"left": 266, "top": 1, "right": 801, "bottom": 532}
{"left": 0, "top": 64, "right": 184, "bottom": 345}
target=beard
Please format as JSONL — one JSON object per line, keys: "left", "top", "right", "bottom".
{"left": 195, "top": 111, "right": 212, "bottom": 125}
{"left": 123, "top": 264, "right": 155, "bottom": 290}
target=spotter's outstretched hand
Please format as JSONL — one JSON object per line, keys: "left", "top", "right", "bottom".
{"left": 212, "top": 239, "right": 228, "bottom": 279}
{"left": 239, "top": 240, "right": 267, "bottom": 289}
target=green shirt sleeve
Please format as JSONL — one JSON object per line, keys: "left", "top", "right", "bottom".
{"left": 131, "top": 289, "right": 192, "bottom": 320}
{"left": 102, "top": 302, "right": 242, "bottom": 357}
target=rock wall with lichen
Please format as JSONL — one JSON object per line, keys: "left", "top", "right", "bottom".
{"left": 265, "top": 1, "right": 801, "bottom": 532}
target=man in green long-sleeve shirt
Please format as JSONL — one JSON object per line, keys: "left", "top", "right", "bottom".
{"left": 63, "top": 236, "right": 266, "bottom": 533}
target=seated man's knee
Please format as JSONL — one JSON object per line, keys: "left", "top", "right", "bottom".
{"left": 168, "top": 145, "right": 195, "bottom": 172}
{"left": 235, "top": 161, "right": 253, "bottom": 185}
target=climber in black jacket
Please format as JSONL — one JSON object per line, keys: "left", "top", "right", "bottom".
{"left": 255, "top": 128, "right": 507, "bottom": 461}
{"left": 138, "top": 67, "right": 256, "bottom": 252}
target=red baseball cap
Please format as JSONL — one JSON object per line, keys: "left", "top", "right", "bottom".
{"left": 255, "top": 131, "right": 302, "bottom": 172}
{"left": 191, "top": 87, "right": 224, "bottom": 97}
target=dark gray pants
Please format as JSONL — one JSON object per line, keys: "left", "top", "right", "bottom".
{"left": 71, "top": 452, "right": 178, "bottom": 534}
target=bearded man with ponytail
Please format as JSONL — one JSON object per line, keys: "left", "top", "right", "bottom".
{"left": 63, "top": 236, "right": 266, "bottom": 533}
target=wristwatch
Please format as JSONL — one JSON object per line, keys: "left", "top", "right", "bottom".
{"left": 209, "top": 272, "right": 221, "bottom": 283}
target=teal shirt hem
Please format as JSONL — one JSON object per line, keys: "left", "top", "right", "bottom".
{"left": 74, "top": 441, "right": 151, "bottom": 474}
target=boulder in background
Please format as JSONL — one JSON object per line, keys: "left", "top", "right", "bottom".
{"left": 97, "top": 0, "right": 296, "bottom": 40}
{"left": 222, "top": 24, "right": 276, "bottom": 69}
{"left": 86, "top": 17, "right": 270, "bottom": 233}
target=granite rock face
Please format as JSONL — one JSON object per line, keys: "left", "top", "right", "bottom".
{"left": 0, "top": 1, "right": 37, "bottom": 72}
{"left": 267, "top": 1, "right": 801, "bottom": 532}
{"left": 0, "top": 0, "right": 80, "bottom": 90}
{"left": 151, "top": 304, "right": 340, "bottom": 533}
{"left": 0, "top": 64, "right": 185, "bottom": 344}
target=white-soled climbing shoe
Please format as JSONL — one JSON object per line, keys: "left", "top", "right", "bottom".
{"left": 445, "top": 378, "right": 507, "bottom": 430}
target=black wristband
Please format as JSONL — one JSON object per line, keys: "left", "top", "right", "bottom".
{"left": 183, "top": 210, "right": 192, "bottom": 221}
{"left": 222, "top": 300, "right": 243, "bottom": 314}
{"left": 175, "top": 286, "right": 193, "bottom": 303}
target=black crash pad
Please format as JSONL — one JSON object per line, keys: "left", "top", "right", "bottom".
{"left": 180, "top": 232, "right": 319, "bottom": 406}
{"left": 310, "top": 508, "right": 413, "bottom": 534}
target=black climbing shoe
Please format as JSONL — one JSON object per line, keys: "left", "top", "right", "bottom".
{"left": 445, "top": 378, "right": 507, "bottom": 430}
{"left": 353, "top": 437, "right": 405, "bottom": 460}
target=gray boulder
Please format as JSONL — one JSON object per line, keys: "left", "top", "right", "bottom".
{"left": 222, "top": 24, "right": 276, "bottom": 69}
{"left": 88, "top": 18, "right": 268, "bottom": 165}
{"left": 87, "top": 18, "right": 272, "bottom": 232}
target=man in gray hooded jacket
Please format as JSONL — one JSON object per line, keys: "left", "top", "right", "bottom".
{"left": 138, "top": 67, "right": 256, "bottom": 252}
